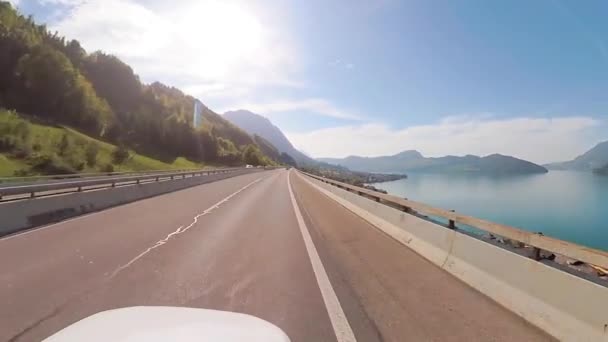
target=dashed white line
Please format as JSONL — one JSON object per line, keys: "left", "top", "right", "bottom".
{"left": 110, "top": 177, "right": 262, "bottom": 278}
{"left": 287, "top": 170, "right": 357, "bottom": 342}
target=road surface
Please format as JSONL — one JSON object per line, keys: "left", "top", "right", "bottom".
{"left": 0, "top": 169, "right": 552, "bottom": 341}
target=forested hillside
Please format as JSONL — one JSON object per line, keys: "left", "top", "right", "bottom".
{"left": 0, "top": 2, "right": 275, "bottom": 175}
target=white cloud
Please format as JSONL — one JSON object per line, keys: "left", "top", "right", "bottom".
{"left": 286, "top": 116, "right": 604, "bottom": 164}
{"left": 221, "top": 98, "right": 363, "bottom": 120}
{"left": 39, "top": 0, "right": 85, "bottom": 5}
{"left": 329, "top": 59, "right": 355, "bottom": 70}
{"left": 49, "top": 0, "right": 300, "bottom": 101}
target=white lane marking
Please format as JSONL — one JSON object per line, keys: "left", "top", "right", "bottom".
{"left": 0, "top": 173, "right": 266, "bottom": 242}
{"left": 110, "top": 177, "right": 262, "bottom": 278}
{"left": 287, "top": 170, "right": 357, "bottom": 342}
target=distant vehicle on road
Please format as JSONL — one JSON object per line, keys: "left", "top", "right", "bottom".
{"left": 246, "top": 164, "right": 254, "bottom": 168}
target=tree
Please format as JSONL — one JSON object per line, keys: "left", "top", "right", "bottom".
{"left": 15, "top": 45, "right": 78, "bottom": 118}
{"left": 13, "top": 45, "right": 113, "bottom": 136}
{"left": 83, "top": 52, "right": 142, "bottom": 113}
{"left": 112, "top": 145, "right": 130, "bottom": 164}
{"left": 85, "top": 141, "right": 98, "bottom": 167}
{"left": 63, "top": 39, "right": 86, "bottom": 67}
{"left": 13, "top": 121, "right": 30, "bottom": 142}
{"left": 101, "top": 163, "right": 114, "bottom": 173}
{"left": 58, "top": 133, "right": 70, "bottom": 156}
{"left": 242, "top": 144, "right": 265, "bottom": 166}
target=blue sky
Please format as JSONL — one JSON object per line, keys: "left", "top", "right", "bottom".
{"left": 8, "top": 0, "right": 608, "bottom": 163}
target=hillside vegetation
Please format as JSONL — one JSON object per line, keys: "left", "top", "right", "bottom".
{"left": 0, "top": 2, "right": 276, "bottom": 176}
{"left": 0, "top": 109, "right": 202, "bottom": 176}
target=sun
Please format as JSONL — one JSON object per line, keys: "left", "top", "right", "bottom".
{"left": 172, "top": 1, "right": 265, "bottom": 79}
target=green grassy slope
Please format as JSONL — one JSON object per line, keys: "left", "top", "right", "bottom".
{"left": 0, "top": 154, "right": 28, "bottom": 176}
{"left": 0, "top": 110, "right": 201, "bottom": 177}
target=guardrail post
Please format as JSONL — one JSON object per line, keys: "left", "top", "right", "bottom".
{"left": 156, "top": 176, "right": 160, "bottom": 181}
{"left": 448, "top": 210, "right": 456, "bottom": 229}
{"left": 532, "top": 247, "right": 541, "bottom": 260}
{"left": 531, "top": 232, "right": 543, "bottom": 260}
{"left": 375, "top": 196, "right": 380, "bottom": 202}
{"left": 30, "top": 192, "right": 35, "bottom": 198}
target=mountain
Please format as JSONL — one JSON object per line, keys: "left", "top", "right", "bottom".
{"left": 0, "top": 3, "right": 280, "bottom": 175}
{"left": 252, "top": 134, "right": 280, "bottom": 161}
{"left": 223, "top": 110, "right": 314, "bottom": 164}
{"left": 321, "top": 150, "right": 428, "bottom": 173}
{"left": 545, "top": 141, "right": 608, "bottom": 171}
{"left": 319, "top": 151, "right": 548, "bottom": 175}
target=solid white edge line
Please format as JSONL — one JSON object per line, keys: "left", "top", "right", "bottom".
{"left": 287, "top": 170, "right": 357, "bottom": 342}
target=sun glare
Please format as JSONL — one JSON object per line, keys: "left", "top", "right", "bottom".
{"left": 172, "top": 1, "right": 265, "bottom": 78}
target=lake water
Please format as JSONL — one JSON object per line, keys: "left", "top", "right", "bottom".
{"left": 370, "top": 170, "right": 608, "bottom": 252}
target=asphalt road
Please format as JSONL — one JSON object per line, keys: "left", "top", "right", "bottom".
{"left": 0, "top": 169, "right": 552, "bottom": 341}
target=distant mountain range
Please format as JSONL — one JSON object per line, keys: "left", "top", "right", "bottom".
{"left": 223, "top": 110, "right": 315, "bottom": 165}
{"left": 545, "top": 141, "right": 608, "bottom": 171}
{"left": 223, "top": 109, "right": 549, "bottom": 175}
{"left": 320, "top": 151, "right": 548, "bottom": 175}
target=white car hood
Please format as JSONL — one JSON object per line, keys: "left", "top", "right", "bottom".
{"left": 44, "top": 307, "right": 290, "bottom": 342}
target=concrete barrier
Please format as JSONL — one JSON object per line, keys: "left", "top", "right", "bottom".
{"left": 299, "top": 172, "right": 608, "bottom": 342}
{"left": 0, "top": 169, "right": 262, "bottom": 237}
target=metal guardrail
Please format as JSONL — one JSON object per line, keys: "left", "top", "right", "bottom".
{"left": 301, "top": 171, "right": 608, "bottom": 271}
{"left": 0, "top": 168, "right": 203, "bottom": 184}
{"left": 0, "top": 167, "right": 245, "bottom": 201}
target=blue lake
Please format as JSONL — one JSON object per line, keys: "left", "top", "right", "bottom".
{"left": 370, "top": 170, "right": 608, "bottom": 252}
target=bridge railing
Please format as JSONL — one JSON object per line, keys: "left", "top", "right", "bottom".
{"left": 0, "top": 167, "right": 246, "bottom": 201}
{"left": 301, "top": 171, "right": 608, "bottom": 271}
